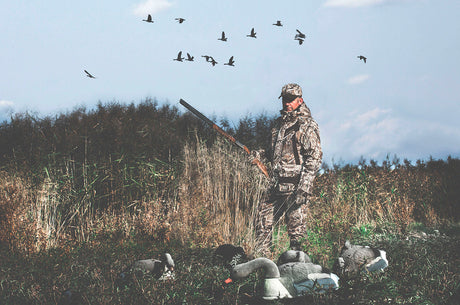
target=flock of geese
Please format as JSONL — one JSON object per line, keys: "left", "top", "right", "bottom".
{"left": 83, "top": 15, "right": 367, "bottom": 80}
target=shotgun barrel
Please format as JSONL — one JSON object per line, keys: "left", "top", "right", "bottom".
{"left": 180, "top": 99, "right": 270, "bottom": 178}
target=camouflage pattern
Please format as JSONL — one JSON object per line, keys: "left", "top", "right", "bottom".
{"left": 256, "top": 99, "right": 322, "bottom": 252}
{"left": 279, "top": 83, "right": 303, "bottom": 98}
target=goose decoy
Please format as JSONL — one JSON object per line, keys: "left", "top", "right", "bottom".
{"left": 143, "top": 14, "right": 154, "bottom": 23}
{"left": 294, "top": 37, "right": 304, "bottom": 45}
{"left": 357, "top": 55, "right": 367, "bottom": 63}
{"left": 175, "top": 17, "right": 185, "bottom": 23}
{"left": 201, "top": 55, "right": 212, "bottom": 62}
{"left": 295, "top": 29, "right": 306, "bottom": 39}
{"left": 334, "top": 241, "right": 388, "bottom": 276}
{"left": 84, "top": 70, "right": 96, "bottom": 79}
{"left": 223, "top": 56, "right": 235, "bottom": 66}
{"left": 277, "top": 250, "right": 311, "bottom": 265}
{"left": 247, "top": 27, "right": 257, "bottom": 38}
{"left": 273, "top": 20, "right": 283, "bottom": 27}
{"left": 186, "top": 53, "right": 194, "bottom": 61}
{"left": 218, "top": 31, "right": 227, "bottom": 42}
{"left": 119, "top": 253, "right": 175, "bottom": 283}
{"left": 224, "top": 257, "right": 339, "bottom": 300}
{"left": 174, "top": 51, "right": 184, "bottom": 62}
{"left": 214, "top": 244, "right": 247, "bottom": 269}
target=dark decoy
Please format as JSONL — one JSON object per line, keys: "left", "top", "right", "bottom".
{"left": 118, "top": 252, "right": 176, "bottom": 286}
{"left": 218, "top": 31, "right": 227, "bottom": 42}
{"left": 84, "top": 70, "right": 96, "bottom": 79}
{"left": 273, "top": 20, "right": 283, "bottom": 26}
{"left": 295, "top": 29, "right": 306, "bottom": 39}
{"left": 224, "top": 56, "right": 235, "bottom": 66}
{"left": 333, "top": 241, "right": 388, "bottom": 277}
{"left": 357, "top": 55, "right": 367, "bottom": 63}
{"left": 174, "top": 51, "right": 184, "bottom": 62}
{"left": 143, "top": 14, "right": 154, "bottom": 23}
{"left": 247, "top": 27, "right": 257, "bottom": 38}
{"left": 214, "top": 244, "right": 247, "bottom": 270}
{"left": 175, "top": 18, "right": 185, "bottom": 23}
{"left": 186, "top": 53, "right": 194, "bottom": 61}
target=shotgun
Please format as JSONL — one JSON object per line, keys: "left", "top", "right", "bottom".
{"left": 179, "top": 99, "right": 270, "bottom": 179}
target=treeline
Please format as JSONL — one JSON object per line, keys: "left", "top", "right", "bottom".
{"left": 0, "top": 98, "right": 276, "bottom": 175}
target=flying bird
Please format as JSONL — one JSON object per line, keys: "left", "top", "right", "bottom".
{"left": 186, "top": 53, "right": 194, "bottom": 61}
{"left": 143, "top": 14, "right": 154, "bottom": 23}
{"left": 295, "top": 37, "right": 304, "bottom": 45}
{"left": 175, "top": 18, "right": 185, "bottom": 23}
{"left": 173, "top": 51, "right": 184, "bottom": 62}
{"left": 273, "top": 20, "right": 283, "bottom": 26}
{"left": 247, "top": 27, "right": 257, "bottom": 38}
{"left": 84, "top": 70, "right": 96, "bottom": 79}
{"left": 218, "top": 31, "right": 227, "bottom": 42}
{"left": 201, "top": 55, "right": 212, "bottom": 62}
{"left": 224, "top": 56, "right": 235, "bottom": 66}
{"left": 209, "top": 57, "right": 218, "bottom": 66}
{"left": 295, "top": 29, "right": 306, "bottom": 39}
{"left": 357, "top": 55, "right": 367, "bottom": 63}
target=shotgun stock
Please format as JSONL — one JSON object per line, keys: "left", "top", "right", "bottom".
{"left": 179, "top": 99, "right": 270, "bottom": 179}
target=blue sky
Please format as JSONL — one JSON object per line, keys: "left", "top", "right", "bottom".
{"left": 1, "top": 0, "right": 459, "bottom": 164}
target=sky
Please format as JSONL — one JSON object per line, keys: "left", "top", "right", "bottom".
{"left": 1, "top": 0, "right": 459, "bottom": 165}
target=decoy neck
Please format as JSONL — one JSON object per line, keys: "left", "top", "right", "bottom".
{"left": 231, "top": 257, "right": 280, "bottom": 280}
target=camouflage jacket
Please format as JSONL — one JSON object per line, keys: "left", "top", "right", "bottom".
{"left": 270, "top": 102, "right": 322, "bottom": 195}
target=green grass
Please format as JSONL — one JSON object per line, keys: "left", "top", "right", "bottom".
{"left": 1, "top": 225, "right": 458, "bottom": 305}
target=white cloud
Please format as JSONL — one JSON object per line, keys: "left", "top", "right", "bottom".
{"left": 324, "top": 0, "right": 396, "bottom": 7}
{"left": 0, "top": 100, "right": 15, "bottom": 122}
{"left": 347, "top": 74, "right": 370, "bottom": 85}
{"left": 132, "top": 0, "right": 173, "bottom": 17}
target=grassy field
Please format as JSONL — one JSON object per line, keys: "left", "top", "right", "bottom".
{"left": 1, "top": 103, "right": 459, "bottom": 304}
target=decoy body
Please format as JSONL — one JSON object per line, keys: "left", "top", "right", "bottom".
{"left": 357, "top": 55, "right": 367, "bottom": 63}
{"left": 295, "top": 29, "right": 306, "bottom": 39}
{"left": 247, "top": 27, "right": 257, "bottom": 38}
{"left": 174, "top": 51, "right": 184, "bottom": 62}
{"left": 214, "top": 244, "right": 246, "bottom": 269}
{"left": 84, "top": 70, "right": 96, "bottom": 79}
{"left": 334, "top": 241, "right": 388, "bottom": 276}
{"left": 273, "top": 20, "right": 283, "bottom": 26}
{"left": 225, "top": 252, "right": 339, "bottom": 300}
{"left": 118, "top": 253, "right": 175, "bottom": 284}
{"left": 218, "top": 31, "right": 227, "bottom": 41}
{"left": 224, "top": 56, "right": 235, "bottom": 66}
{"left": 277, "top": 250, "right": 311, "bottom": 265}
{"left": 143, "top": 14, "right": 154, "bottom": 23}
{"left": 175, "top": 18, "right": 185, "bottom": 23}
{"left": 186, "top": 53, "right": 194, "bottom": 61}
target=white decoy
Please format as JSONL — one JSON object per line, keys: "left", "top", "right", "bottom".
{"left": 277, "top": 250, "right": 312, "bottom": 265}
{"left": 225, "top": 257, "right": 339, "bottom": 300}
{"left": 335, "top": 241, "right": 388, "bottom": 276}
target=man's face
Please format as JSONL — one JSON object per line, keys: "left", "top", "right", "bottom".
{"left": 282, "top": 95, "right": 302, "bottom": 112}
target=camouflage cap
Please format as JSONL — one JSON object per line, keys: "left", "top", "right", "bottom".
{"left": 279, "top": 83, "right": 302, "bottom": 99}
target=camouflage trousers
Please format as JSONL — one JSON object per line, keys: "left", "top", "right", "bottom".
{"left": 255, "top": 192, "right": 308, "bottom": 254}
